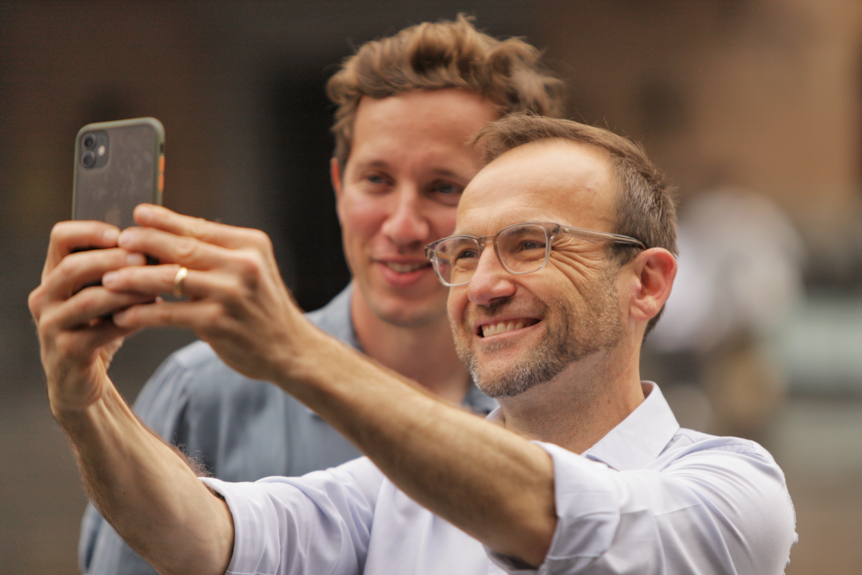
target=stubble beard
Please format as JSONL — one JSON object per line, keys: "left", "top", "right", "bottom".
{"left": 455, "top": 272, "right": 624, "bottom": 399}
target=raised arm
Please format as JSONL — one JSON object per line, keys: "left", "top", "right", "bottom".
{"left": 28, "top": 220, "right": 234, "bottom": 575}
{"left": 104, "top": 205, "right": 558, "bottom": 567}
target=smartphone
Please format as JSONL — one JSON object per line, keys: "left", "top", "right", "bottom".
{"left": 73, "top": 117, "right": 165, "bottom": 229}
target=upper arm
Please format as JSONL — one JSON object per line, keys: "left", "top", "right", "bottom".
{"left": 202, "top": 458, "right": 382, "bottom": 575}
{"left": 513, "top": 443, "right": 796, "bottom": 575}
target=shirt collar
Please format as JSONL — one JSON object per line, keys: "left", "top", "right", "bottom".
{"left": 582, "top": 381, "right": 680, "bottom": 471}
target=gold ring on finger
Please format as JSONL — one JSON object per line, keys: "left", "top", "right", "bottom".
{"left": 173, "top": 266, "right": 189, "bottom": 297}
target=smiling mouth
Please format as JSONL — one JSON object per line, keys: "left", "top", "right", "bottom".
{"left": 480, "top": 319, "right": 539, "bottom": 338}
{"left": 383, "top": 262, "right": 430, "bottom": 273}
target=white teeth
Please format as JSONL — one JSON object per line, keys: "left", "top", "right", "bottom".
{"left": 385, "top": 262, "right": 427, "bottom": 273}
{"left": 481, "top": 320, "right": 526, "bottom": 337}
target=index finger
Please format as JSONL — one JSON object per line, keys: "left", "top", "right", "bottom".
{"left": 132, "top": 204, "right": 260, "bottom": 250}
{"left": 44, "top": 221, "right": 120, "bottom": 279}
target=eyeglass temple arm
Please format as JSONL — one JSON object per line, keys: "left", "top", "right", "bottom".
{"left": 556, "top": 225, "right": 646, "bottom": 249}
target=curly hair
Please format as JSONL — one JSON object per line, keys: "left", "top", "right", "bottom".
{"left": 326, "top": 14, "right": 566, "bottom": 172}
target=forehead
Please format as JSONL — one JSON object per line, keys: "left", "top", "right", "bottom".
{"left": 455, "top": 139, "right": 619, "bottom": 235}
{"left": 348, "top": 89, "right": 498, "bottom": 169}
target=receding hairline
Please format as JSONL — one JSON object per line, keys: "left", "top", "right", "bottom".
{"left": 478, "top": 136, "right": 621, "bottom": 198}
{"left": 483, "top": 135, "right": 614, "bottom": 166}
{"left": 459, "top": 136, "right": 622, "bottom": 222}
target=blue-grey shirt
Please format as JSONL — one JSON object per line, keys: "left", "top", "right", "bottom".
{"left": 79, "top": 285, "right": 497, "bottom": 575}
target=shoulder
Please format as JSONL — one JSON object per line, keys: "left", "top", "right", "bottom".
{"left": 304, "top": 285, "right": 359, "bottom": 348}
{"left": 658, "top": 430, "right": 795, "bottom": 538}
{"left": 134, "top": 340, "right": 277, "bottom": 416}
{"left": 662, "top": 428, "right": 784, "bottom": 476}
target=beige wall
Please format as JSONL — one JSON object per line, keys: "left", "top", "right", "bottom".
{"left": 538, "top": 0, "right": 862, "bottom": 237}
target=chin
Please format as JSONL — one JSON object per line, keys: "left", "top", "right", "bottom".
{"left": 371, "top": 295, "right": 448, "bottom": 329}
{"left": 468, "top": 358, "right": 563, "bottom": 398}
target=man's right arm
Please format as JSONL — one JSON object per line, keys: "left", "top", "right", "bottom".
{"left": 29, "top": 221, "right": 234, "bottom": 575}
{"left": 80, "top": 350, "right": 200, "bottom": 575}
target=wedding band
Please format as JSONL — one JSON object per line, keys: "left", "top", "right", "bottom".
{"left": 173, "top": 266, "right": 189, "bottom": 297}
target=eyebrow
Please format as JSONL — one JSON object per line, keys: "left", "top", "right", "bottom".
{"left": 351, "top": 160, "right": 470, "bottom": 180}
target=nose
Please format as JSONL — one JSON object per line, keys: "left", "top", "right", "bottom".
{"left": 380, "top": 185, "right": 429, "bottom": 251}
{"left": 466, "top": 244, "right": 516, "bottom": 306}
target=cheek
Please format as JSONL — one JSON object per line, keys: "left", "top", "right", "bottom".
{"left": 447, "top": 288, "right": 468, "bottom": 327}
{"left": 339, "top": 194, "right": 388, "bottom": 247}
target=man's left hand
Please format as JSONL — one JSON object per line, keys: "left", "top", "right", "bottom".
{"left": 104, "top": 204, "right": 307, "bottom": 383}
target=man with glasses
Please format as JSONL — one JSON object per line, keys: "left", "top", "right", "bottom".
{"left": 30, "top": 114, "right": 796, "bottom": 574}
{"left": 72, "top": 16, "right": 564, "bottom": 574}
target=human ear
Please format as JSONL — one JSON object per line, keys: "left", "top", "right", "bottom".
{"left": 628, "top": 248, "right": 677, "bottom": 323}
{"left": 330, "top": 157, "right": 343, "bottom": 200}
{"left": 330, "top": 157, "right": 345, "bottom": 224}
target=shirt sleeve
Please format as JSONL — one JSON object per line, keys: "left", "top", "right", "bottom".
{"left": 487, "top": 441, "right": 797, "bottom": 575}
{"left": 202, "top": 457, "right": 383, "bottom": 575}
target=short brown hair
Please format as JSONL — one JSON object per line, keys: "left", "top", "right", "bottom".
{"left": 475, "top": 113, "right": 678, "bottom": 337}
{"left": 326, "top": 14, "right": 566, "bottom": 172}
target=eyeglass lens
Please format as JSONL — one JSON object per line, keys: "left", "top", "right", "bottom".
{"left": 435, "top": 224, "right": 550, "bottom": 285}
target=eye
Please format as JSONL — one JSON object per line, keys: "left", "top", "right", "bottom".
{"left": 516, "top": 240, "right": 546, "bottom": 252}
{"left": 453, "top": 247, "right": 478, "bottom": 262}
{"left": 426, "top": 180, "right": 464, "bottom": 206}
{"left": 359, "top": 171, "right": 392, "bottom": 192}
{"left": 438, "top": 240, "right": 479, "bottom": 265}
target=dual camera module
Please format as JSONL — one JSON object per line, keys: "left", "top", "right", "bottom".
{"left": 79, "top": 130, "right": 109, "bottom": 169}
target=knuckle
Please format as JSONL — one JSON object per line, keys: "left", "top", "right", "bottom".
{"left": 235, "top": 251, "right": 260, "bottom": 275}
{"left": 49, "top": 222, "right": 66, "bottom": 244}
{"left": 57, "top": 256, "right": 78, "bottom": 277}
{"left": 200, "top": 303, "right": 224, "bottom": 325}
{"left": 217, "top": 277, "right": 243, "bottom": 305}
{"left": 190, "top": 217, "right": 209, "bottom": 239}
{"left": 153, "top": 304, "right": 173, "bottom": 323}
{"left": 235, "top": 256, "right": 265, "bottom": 293}
{"left": 174, "top": 236, "right": 197, "bottom": 259}
{"left": 71, "top": 291, "right": 95, "bottom": 316}
{"left": 248, "top": 228, "right": 273, "bottom": 251}
{"left": 27, "top": 288, "right": 43, "bottom": 317}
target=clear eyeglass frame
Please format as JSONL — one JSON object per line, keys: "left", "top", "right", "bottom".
{"left": 424, "top": 221, "right": 646, "bottom": 287}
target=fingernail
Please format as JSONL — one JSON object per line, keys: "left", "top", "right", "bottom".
{"left": 113, "top": 309, "right": 128, "bottom": 325}
{"left": 126, "top": 253, "right": 146, "bottom": 266}
{"left": 103, "top": 229, "right": 119, "bottom": 243}
{"left": 118, "top": 230, "right": 132, "bottom": 247}
{"left": 103, "top": 271, "right": 118, "bottom": 285}
{"left": 135, "top": 205, "right": 152, "bottom": 224}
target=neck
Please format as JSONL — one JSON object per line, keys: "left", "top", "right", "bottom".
{"left": 497, "top": 339, "right": 644, "bottom": 453}
{"left": 351, "top": 287, "right": 471, "bottom": 404}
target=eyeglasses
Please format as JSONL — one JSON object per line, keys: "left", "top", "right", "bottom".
{"left": 424, "top": 222, "right": 646, "bottom": 287}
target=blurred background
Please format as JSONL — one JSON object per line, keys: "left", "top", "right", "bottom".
{"left": 2, "top": 1, "right": 861, "bottom": 572}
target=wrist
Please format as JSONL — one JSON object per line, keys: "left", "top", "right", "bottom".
{"left": 47, "top": 370, "right": 107, "bottom": 420}
{"left": 267, "top": 316, "right": 333, "bottom": 387}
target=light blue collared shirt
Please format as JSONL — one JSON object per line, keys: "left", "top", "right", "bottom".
{"left": 204, "top": 382, "right": 797, "bottom": 575}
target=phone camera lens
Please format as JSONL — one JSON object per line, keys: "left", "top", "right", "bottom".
{"left": 82, "top": 134, "right": 97, "bottom": 149}
{"left": 81, "top": 151, "right": 96, "bottom": 168}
